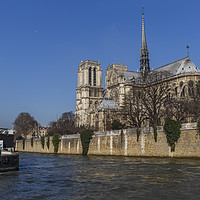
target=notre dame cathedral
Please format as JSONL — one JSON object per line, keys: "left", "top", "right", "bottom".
{"left": 75, "top": 11, "right": 200, "bottom": 131}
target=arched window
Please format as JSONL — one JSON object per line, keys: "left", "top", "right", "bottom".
{"left": 197, "top": 81, "right": 200, "bottom": 96}
{"left": 181, "top": 86, "right": 185, "bottom": 97}
{"left": 180, "top": 81, "right": 183, "bottom": 88}
{"left": 89, "top": 67, "right": 92, "bottom": 85}
{"left": 188, "top": 80, "right": 194, "bottom": 97}
{"left": 175, "top": 87, "right": 178, "bottom": 96}
{"left": 93, "top": 68, "right": 96, "bottom": 86}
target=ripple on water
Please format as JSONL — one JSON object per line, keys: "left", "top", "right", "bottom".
{"left": 1, "top": 153, "right": 200, "bottom": 199}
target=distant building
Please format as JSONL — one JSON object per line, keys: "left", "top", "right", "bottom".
{"left": 75, "top": 11, "right": 200, "bottom": 131}
{"left": 26, "top": 125, "right": 49, "bottom": 139}
{"left": 0, "top": 128, "right": 15, "bottom": 135}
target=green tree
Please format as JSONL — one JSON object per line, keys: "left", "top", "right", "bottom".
{"left": 111, "top": 120, "right": 124, "bottom": 130}
{"left": 164, "top": 119, "right": 181, "bottom": 152}
{"left": 80, "top": 130, "right": 94, "bottom": 155}
{"left": 136, "top": 127, "right": 141, "bottom": 142}
{"left": 46, "top": 136, "right": 50, "bottom": 149}
{"left": 41, "top": 136, "right": 45, "bottom": 149}
{"left": 52, "top": 134, "right": 60, "bottom": 153}
{"left": 31, "top": 137, "right": 33, "bottom": 147}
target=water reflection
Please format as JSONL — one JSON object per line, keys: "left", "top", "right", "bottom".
{"left": 1, "top": 153, "right": 200, "bottom": 199}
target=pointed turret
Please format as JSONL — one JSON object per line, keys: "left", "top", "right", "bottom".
{"left": 140, "top": 7, "right": 150, "bottom": 78}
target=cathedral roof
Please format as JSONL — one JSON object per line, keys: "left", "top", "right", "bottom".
{"left": 153, "top": 57, "right": 199, "bottom": 76}
{"left": 123, "top": 57, "right": 199, "bottom": 84}
{"left": 98, "top": 99, "right": 119, "bottom": 109}
{"left": 124, "top": 71, "right": 142, "bottom": 82}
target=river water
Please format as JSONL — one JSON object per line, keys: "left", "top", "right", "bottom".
{"left": 1, "top": 153, "right": 200, "bottom": 200}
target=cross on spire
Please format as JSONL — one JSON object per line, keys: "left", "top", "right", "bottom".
{"left": 186, "top": 45, "right": 189, "bottom": 57}
{"left": 142, "top": 4, "right": 144, "bottom": 15}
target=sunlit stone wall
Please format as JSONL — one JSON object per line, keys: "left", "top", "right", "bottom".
{"left": 16, "top": 123, "right": 200, "bottom": 158}
{"left": 16, "top": 135, "right": 82, "bottom": 155}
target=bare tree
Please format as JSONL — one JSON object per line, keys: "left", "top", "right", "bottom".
{"left": 121, "top": 71, "right": 172, "bottom": 128}
{"left": 13, "top": 112, "right": 38, "bottom": 139}
{"left": 120, "top": 70, "right": 200, "bottom": 129}
{"left": 47, "top": 111, "right": 83, "bottom": 136}
{"left": 61, "top": 111, "right": 75, "bottom": 121}
{"left": 122, "top": 87, "right": 147, "bottom": 128}
{"left": 140, "top": 81, "right": 171, "bottom": 127}
{"left": 187, "top": 94, "right": 200, "bottom": 122}
{"left": 165, "top": 98, "right": 190, "bottom": 122}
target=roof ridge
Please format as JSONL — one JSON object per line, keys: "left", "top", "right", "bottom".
{"left": 124, "top": 70, "right": 140, "bottom": 73}
{"left": 154, "top": 57, "right": 188, "bottom": 71}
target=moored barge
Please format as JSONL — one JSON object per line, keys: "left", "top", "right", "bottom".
{"left": 0, "top": 150, "right": 19, "bottom": 172}
{"left": 0, "top": 130, "right": 19, "bottom": 172}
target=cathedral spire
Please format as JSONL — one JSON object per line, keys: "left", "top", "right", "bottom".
{"left": 140, "top": 6, "right": 150, "bottom": 78}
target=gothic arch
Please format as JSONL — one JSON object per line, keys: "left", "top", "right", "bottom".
{"left": 197, "top": 81, "right": 200, "bottom": 96}
{"left": 180, "top": 85, "right": 186, "bottom": 97}
{"left": 174, "top": 86, "right": 178, "bottom": 96}
{"left": 172, "top": 83, "right": 178, "bottom": 96}
{"left": 180, "top": 81, "right": 183, "bottom": 88}
{"left": 188, "top": 80, "right": 194, "bottom": 97}
{"left": 89, "top": 67, "right": 92, "bottom": 85}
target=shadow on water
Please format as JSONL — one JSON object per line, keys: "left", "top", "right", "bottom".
{"left": 1, "top": 153, "right": 200, "bottom": 199}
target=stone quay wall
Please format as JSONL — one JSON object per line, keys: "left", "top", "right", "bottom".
{"left": 16, "top": 123, "right": 200, "bottom": 158}
{"left": 16, "top": 135, "right": 82, "bottom": 155}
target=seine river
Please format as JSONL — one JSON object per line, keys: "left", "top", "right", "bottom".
{"left": 1, "top": 153, "right": 200, "bottom": 200}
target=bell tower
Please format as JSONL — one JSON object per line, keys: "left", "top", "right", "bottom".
{"left": 75, "top": 60, "right": 103, "bottom": 127}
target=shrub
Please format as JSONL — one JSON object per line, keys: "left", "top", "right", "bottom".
{"left": 111, "top": 120, "right": 124, "bottom": 130}
{"left": 52, "top": 134, "right": 60, "bottom": 153}
{"left": 80, "top": 130, "right": 94, "bottom": 155}
{"left": 46, "top": 136, "right": 50, "bottom": 150}
{"left": 164, "top": 119, "right": 181, "bottom": 152}
{"left": 137, "top": 128, "right": 141, "bottom": 142}
{"left": 41, "top": 136, "right": 45, "bottom": 149}
{"left": 16, "top": 135, "right": 23, "bottom": 140}
{"left": 23, "top": 138, "right": 25, "bottom": 150}
{"left": 153, "top": 126, "right": 157, "bottom": 142}
{"left": 31, "top": 137, "right": 33, "bottom": 147}
{"left": 198, "top": 119, "right": 200, "bottom": 127}
{"left": 197, "top": 119, "right": 200, "bottom": 133}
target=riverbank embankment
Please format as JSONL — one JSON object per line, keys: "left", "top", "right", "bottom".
{"left": 16, "top": 123, "right": 200, "bottom": 157}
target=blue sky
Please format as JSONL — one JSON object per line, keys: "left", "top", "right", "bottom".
{"left": 1, "top": 0, "right": 200, "bottom": 128}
